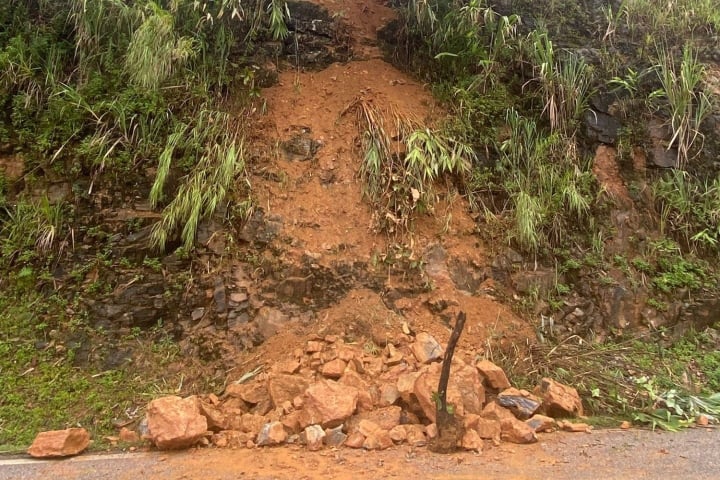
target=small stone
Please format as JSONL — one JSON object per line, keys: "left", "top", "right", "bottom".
{"left": 426, "top": 423, "right": 438, "bottom": 439}
{"left": 405, "top": 424, "right": 427, "bottom": 446}
{"left": 230, "top": 292, "right": 248, "bottom": 303}
{"left": 379, "top": 384, "right": 400, "bottom": 407}
{"left": 500, "top": 417, "right": 537, "bottom": 444}
{"left": 359, "top": 421, "right": 393, "bottom": 450}
{"left": 146, "top": 396, "right": 208, "bottom": 450}
{"left": 119, "top": 427, "right": 139, "bottom": 443}
{"left": 460, "top": 429, "right": 483, "bottom": 452}
{"left": 239, "top": 413, "right": 266, "bottom": 435}
{"left": 558, "top": 420, "right": 592, "bottom": 433}
{"left": 321, "top": 358, "right": 347, "bottom": 379}
{"left": 28, "top": 428, "right": 91, "bottom": 458}
{"left": 246, "top": 440, "right": 255, "bottom": 449}
{"left": 526, "top": 414, "right": 556, "bottom": 433}
{"left": 345, "top": 431, "right": 365, "bottom": 448}
{"left": 620, "top": 420, "right": 632, "bottom": 429}
{"left": 497, "top": 388, "right": 541, "bottom": 420}
{"left": 410, "top": 333, "right": 444, "bottom": 364}
{"left": 324, "top": 335, "right": 339, "bottom": 343}
{"left": 323, "top": 425, "right": 347, "bottom": 447}
{"left": 352, "top": 406, "right": 402, "bottom": 432}
{"left": 481, "top": 401, "right": 515, "bottom": 422}
{"left": 697, "top": 415, "right": 709, "bottom": 427}
{"left": 534, "top": 378, "right": 584, "bottom": 418}
{"left": 225, "top": 382, "right": 268, "bottom": 405}
{"left": 475, "top": 359, "right": 511, "bottom": 390}
{"left": 306, "top": 340, "right": 324, "bottom": 353}
{"left": 302, "top": 425, "right": 326, "bottom": 451}
{"left": 389, "top": 425, "right": 407, "bottom": 443}
{"left": 256, "top": 421, "right": 287, "bottom": 446}
{"left": 275, "top": 358, "right": 301, "bottom": 374}
{"left": 473, "top": 418, "right": 501, "bottom": 440}
{"left": 191, "top": 308, "right": 205, "bottom": 321}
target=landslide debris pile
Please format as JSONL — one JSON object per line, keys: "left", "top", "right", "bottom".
{"left": 135, "top": 330, "right": 587, "bottom": 453}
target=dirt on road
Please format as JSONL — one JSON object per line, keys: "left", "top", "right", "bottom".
{"left": 2, "top": 428, "right": 718, "bottom": 480}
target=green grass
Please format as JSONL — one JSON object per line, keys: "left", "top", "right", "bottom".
{"left": 499, "top": 325, "right": 720, "bottom": 428}
{"left": 0, "top": 290, "right": 185, "bottom": 451}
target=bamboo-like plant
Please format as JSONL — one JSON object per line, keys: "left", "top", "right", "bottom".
{"left": 150, "top": 109, "right": 245, "bottom": 251}
{"left": 344, "top": 97, "right": 475, "bottom": 235}
{"left": 650, "top": 44, "right": 713, "bottom": 168}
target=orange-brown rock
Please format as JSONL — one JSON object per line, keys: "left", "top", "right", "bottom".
{"left": 500, "top": 417, "right": 537, "bottom": 444}
{"left": 475, "top": 359, "right": 511, "bottom": 390}
{"left": 358, "top": 420, "right": 393, "bottom": 450}
{"left": 301, "top": 380, "right": 359, "bottom": 428}
{"left": 481, "top": 401, "right": 515, "bottom": 422}
{"left": 460, "top": 428, "right": 483, "bottom": 451}
{"left": 345, "top": 431, "right": 365, "bottom": 448}
{"left": 321, "top": 358, "right": 347, "bottom": 379}
{"left": 534, "top": 378, "right": 584, "bottom": 418}
{"left": 199, "top": 400, "right": 230, "bottom": 431}
{"left": 146, "top": 396, "right": 208, "bottom": 450}
{"left": 414, "top": 363, "right": 484, "bottom": 422}
{"left": 225, "top": 381, "right": 268, "bottom": 405}
{"left": 339, "top": 370, "right": 375, "bottom": 411}
{"left": 405, "top": 424, "right": 427, "bottom": 446}
{"left": 267, "top": 374, "right": 308, "bottom": 408}
{"left": 28, "top": 428, "right": 91, "bottom": 458}
{"left": 526, "top": 414, "right": 557, "bottom": 433}
{"left": 118, "top": 427, "right": 140, "bottom": 443}
{"left": 256, "top": 421, "right": 288, "bottom": 446}
{"left": 410, "top": 332, "right": 444, "bottom": 364}
{"left": 558, "top": 420, "right": 592, "bottom": 433}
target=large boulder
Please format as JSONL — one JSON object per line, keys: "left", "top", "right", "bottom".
{"left": 146, "top": 396, "right": 208, "bottom": 450}
{"left": 475, "top": 359, "right": 511, "bottom": 390}
{"left": 267, "top": 374, "right": 308, "bottom": 408}
{"left": 301, "top": 380, "right": 359, "bottom": 428}
{"left": 413, "top": 362, "right": 485, "bottom": 422}
{"left": 28, "top": 428, "right": 90, "bottom": 458}
{"left": 534, "top": 378, "right": 584, "bottom": 418}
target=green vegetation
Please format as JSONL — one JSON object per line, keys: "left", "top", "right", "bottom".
{"left": 0, "top": 291, "right": 185, "bottom": 450}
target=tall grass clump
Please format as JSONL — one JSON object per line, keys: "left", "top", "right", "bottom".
{"left": 653, "top": 170, "right": 720, "bottom": 254}
{"left": 523, "top": 31, "right": 594, "bottom": 134}
{"left": 493, "top": 109, "right": 595, "bottom": 252}
{"left": 149, "top": 110, "right": 245, "bottom": 251}
{"left": 344, "top": 97, "right": 475, "bottom": 235}
{"left": 650, "top": 44, "right": 713, "bottom": 168}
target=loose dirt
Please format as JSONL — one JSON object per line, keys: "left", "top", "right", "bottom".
{"left": 234, "top": 0, "right": 534, "bottom": 377}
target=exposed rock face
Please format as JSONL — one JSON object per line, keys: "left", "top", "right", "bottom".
{"left": 28, "top": 428, "right": 91, "bottom": 458}
{"left": 146, "top": 396, "right": 208, "bottom": 450}
{"left": 301, "top": 380, "right": 359, "bottom": 428}
{"left": 534, "top": 378, "right": 584, "bottom": 418}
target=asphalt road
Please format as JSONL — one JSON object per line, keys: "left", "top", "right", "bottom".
{"left": 1, "top": 427, "right": 718, "bottom": 480}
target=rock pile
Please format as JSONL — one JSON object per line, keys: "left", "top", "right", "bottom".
{"left": 140, "top": 331, "right": 587, "bottom": 452}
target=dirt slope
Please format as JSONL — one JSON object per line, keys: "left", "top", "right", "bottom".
{"left": 228, "top": 0, "right": 534, "bottom": 376}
